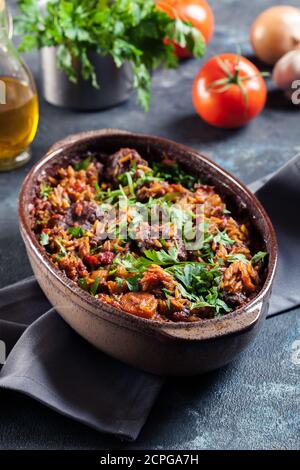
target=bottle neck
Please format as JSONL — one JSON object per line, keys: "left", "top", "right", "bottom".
{"left": 0, "top": 0, "right": 8, "bottom": 39}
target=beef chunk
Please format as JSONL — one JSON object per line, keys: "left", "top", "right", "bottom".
{"left": 105, "top": 148, "right": 148, "bottom": 183}
{"left": 64, "top": 201, "right": 99, "bottom": 229}
{"left": 120, "top": 292, "right": 158, "bottom": 319}
{"left": 222, "top": 291, "right": 247, "bottom": 308}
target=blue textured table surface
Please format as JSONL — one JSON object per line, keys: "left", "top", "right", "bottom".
{"left": 0, "top": 0, "right": 299, "bottom": 450}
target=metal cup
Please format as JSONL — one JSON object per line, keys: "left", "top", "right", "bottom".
{"left": 40, "top": 47, "right": 133, "bottom": 111}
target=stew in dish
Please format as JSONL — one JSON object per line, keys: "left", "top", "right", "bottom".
{"left": 31, "top": 148, "right": 267, "bottom": 322}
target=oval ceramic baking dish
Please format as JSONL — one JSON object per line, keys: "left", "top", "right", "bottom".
{"left": 19, "top": 129, "right": 277, "bottom": 376}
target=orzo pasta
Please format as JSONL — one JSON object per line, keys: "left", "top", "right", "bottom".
{"left": 31, "top": 148, "right": 267, "bottom": 322}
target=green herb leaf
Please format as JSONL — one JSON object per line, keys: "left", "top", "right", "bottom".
{"left": 68, "top": 226, "right": 86, "bottom": 238}
{"left": 55, "top": 238, "right": 67, "bottom": 257}
{"left": 213, "top": 230, "right": 235, "bottom": 246}
{"left": 167, "top": 17, "right": 205, "bottom": 58}
{"left": 78, "top": 278, "right": 88, "bottom": 291}
{"left": 126, "top": 276, "right": 140, "bottom": 292}
{"left": 94, "top": 182, "right": 101, "bottom": 198}
{"left": 16, "top": 0, "right": 205, "bottom": 112}
{"left": 166, "top": 261, "right": 230, "bottom": 315}
{"left": 74, "top": 157, "right": 91, "bottom": 171}
{"left": 143, "top": 247, "right": 179, "bottom": 266}
{"left": 152, "top": 161, "right": 199, "bottom": 189}
{"left": 251, "top": 251, "right": 268, "bottom": 264}
{"left": 56, "top": 44, "right": 77, "bottom": 84}
{"left": 192, "top": 287, "right": 231, "bottom": 315}
{"left": 90, "top": 277, "right": 100, "bottom": 296}
{"left": 227, "top": 253, "right": 248, "bottom": 263}
{"left": 113, "top": 253, "right": 151, "bottom": 273}
{"left": 40, "top": 232, "right": 49, "bottom": 246}
{"left": 115, "top": 277, "right": 125, "bottom": 289}
{"left": 40, "top": 183, "right": 53, "bottom": 199}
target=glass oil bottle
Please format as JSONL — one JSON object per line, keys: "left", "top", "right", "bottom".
{"left": 0, "top": 0, "right": 39, "bottom": 171}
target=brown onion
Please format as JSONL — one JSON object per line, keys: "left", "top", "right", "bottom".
{"left": 272, "top": 50, "right": 300, "bottom": 104}
{"left": 273, "top": 51, "right": 300, "bottom": 89}
{"left": 250, "top": 6, "right": 300, "bottom": 65}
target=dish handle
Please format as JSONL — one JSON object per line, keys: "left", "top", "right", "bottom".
{"left": 153, "top": 301, "right": 265, "bottom": 342}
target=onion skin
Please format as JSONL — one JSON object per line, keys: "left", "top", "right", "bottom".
{"left": 273, "top": 50, "right": 300, "bottom": 90}
{"left": 272, "top": 50, "right": 300, "bottom": 104}
{"left": 250, "top": 6, "right": 300, "bottom": 65}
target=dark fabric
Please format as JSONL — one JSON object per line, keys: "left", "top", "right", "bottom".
{"left": 0, "top": 154, "right": 299, "bottom": 441}
{"left": 253, "top": 153, "right": 300, "bottom": 315}
{"left": 0, "top": 277, "right": 50, "bottom": 354}
{"left": 0, "top": 279, "right": 162, "bottom": 441}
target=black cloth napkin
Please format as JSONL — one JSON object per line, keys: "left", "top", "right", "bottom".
{"left": 0, "top": 278, "right": 162, "bottom": 441}
{"left": 250, "top": 153, "right": 300, "bottom": 315}
{"left": 0, "top": 153, "right": 299, "bottom": 441}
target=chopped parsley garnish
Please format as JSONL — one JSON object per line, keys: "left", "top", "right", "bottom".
{"left": 34, "top": 146, "right": 267, "bottom": 321}
{"left": 74, "top": 157, "right": 91, "bottom": 171}
{"left": 192, "top": 288, "right": 231, "bottom": 315}
{"left": 40, "top": 232, "right": 49, "bottom": 246}
{"left": 55, "top": 238, "right": 67, "bottom": 258}
{"left": 152, "top": 162, "right": 199, "bottom": 189}
{"left": 78, "top": 278, "right": 88, "bottom": 291}
{"left": 40, "top": 183, "right": 53, "bottom": 199}
{"left": 126, "top": 276, "right": 140, "bottom": 292}
{"left": 251, "top": 251, "right": 268, "bottom": 264}
{"left": 90, "top": 277, "right": 100, "bottom": 296}
{"left": 213, "top": 230, "right": 235, "bottom": 246}
{"left": 143, "top": 247, "right": 179, "bottom": 266}
{"left": 94, "top": 182, "right": 102, "bottom": 200}
{"left": 166, "top": 262, "right": 229, "bottom": 314}
{"left": 68, "top": 226, "right": 86, "bottom": 238}
{"left": 227, "top": 253, "right": 248, "bottom": 263}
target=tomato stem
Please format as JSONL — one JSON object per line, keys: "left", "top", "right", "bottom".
{"left": 215, "top": 56, "right": 233, "bottom": 79}
{"left": 208, "top": 55, "right": 268, "bottom": 111}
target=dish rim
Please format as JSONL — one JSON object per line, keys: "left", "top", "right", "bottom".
{"left": 19, "top": 129, "right": 278, "bottom": 339}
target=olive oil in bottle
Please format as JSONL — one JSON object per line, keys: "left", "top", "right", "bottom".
{"left": 0, "top": 0, "right": 39, "bottom": 170}
{"left": 0, "top": 76, "right": 39, "bottom": 161}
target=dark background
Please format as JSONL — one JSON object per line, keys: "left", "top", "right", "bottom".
{"left": 0, "top": 0, "right": 299, "bottom": 449}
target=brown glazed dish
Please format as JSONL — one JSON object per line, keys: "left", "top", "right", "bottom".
{"left": 19, "top": 129, "right": 277, "bottom": 375}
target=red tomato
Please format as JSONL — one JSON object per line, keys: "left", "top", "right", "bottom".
{"left": 84, "top": 255, "right": 99, "bottom": 267}
{"left": 157, "top": 0, "right": 214, "bottom": 57}
{"left": 192, "top": 53, "right": 267, "bottom": 128}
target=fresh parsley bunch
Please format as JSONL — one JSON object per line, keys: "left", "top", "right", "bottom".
{"left": 15, "top": 0, "right": 205, "bottom": 111}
